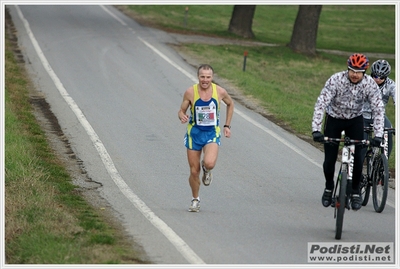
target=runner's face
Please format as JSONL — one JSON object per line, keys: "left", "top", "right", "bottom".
{"left": 198, "top": 69, "right": 213, "bottom": 89}
{"left": 348, "top": 69, "right": 364, "bottom": 83}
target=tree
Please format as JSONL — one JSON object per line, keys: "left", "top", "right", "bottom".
{"left": 228, "top": 5, "right": 256, "bottom": 39}
{"left": 288, "top": 5, "right": 322, "bottom": 56}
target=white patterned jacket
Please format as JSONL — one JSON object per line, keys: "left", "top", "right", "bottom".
{"left": 362, "top": 77, "right": 396, "bottom": 120}
{"left": 312, "top": 70, "right": 385, "bottom": 137}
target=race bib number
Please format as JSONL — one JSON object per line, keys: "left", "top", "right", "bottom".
{"left": 195, "top": 103, "right": 217, "bottom": 126}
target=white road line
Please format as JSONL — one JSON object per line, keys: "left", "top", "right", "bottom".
{"left": 16, "top": 5, "right": 205, "bottom": 264}
{"left": 100, "top": 5, "right": 127, "bottom": 26}
{"left": 137, "top": 37, "right": 198, "bottom": 82}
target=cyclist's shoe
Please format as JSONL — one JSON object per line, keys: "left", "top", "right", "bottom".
{"left": 201, "top": 161, "right": 213, "bottom": 186}
{"left": 322, "top": 189, "right": 333, "bottom": 207}
{"left": 350, "top": 194, "right": 362, "bottom": 211}
{"left": 188, "top": 198, "right": 200, "bottom": 212}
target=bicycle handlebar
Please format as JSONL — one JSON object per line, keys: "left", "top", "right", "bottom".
{"left": 323, "top": 137, "right": 370, "bottom": 145}
{"left": 364, "top": 126, "right": 396, "bottom": 132}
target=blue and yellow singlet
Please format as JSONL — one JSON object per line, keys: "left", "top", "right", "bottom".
{"left": 184, "top": 83, "right": 221, "bottom": 150}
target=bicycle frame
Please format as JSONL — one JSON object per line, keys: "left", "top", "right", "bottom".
{"left": 362, "top": 126, "right": 391, "bottom": 181}
{"left": 366, "top": 147, "right": 380, "bottom": 181}
{"left": 326, "top": 136, "right": 364, "bottom": 182}
{"left": 381, "top": 127, "right": 395, "bottom": 159}
{"left": 383, "top": 129, "right": 389, "bottom": 158}
{"left": 363, "top": 126, "right": 394, "bottom": 179}
{"left": 361, "top": 126, "right": 392, "bottom": 212}
{"left": 324, "top": 136, "right": 368, "bottom": 239}
{"left": 364, "top": 126, "right": 395, "bottom": 159}
{"left": 341, "top": 142, "right": 355, "bottom": 181}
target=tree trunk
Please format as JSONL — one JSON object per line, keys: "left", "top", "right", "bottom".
{"left": 288, "top": 5, "right": 322, "bottom": 56}
{"left": 228, "top": 5, "right": 256, "bottom": 39}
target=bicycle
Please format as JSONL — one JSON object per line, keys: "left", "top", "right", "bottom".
{"left": 321, "top": 136, "right": 369, "bottom": 240}
{"left": 360, "top": 126, "right": 394, "bottom": 213}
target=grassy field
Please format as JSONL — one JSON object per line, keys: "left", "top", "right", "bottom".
{"left": 122, "top": 5, "right": 395, "bottom": 54}
{"left": 122, "top": 4, "right": 396, "bottom": 172}
{"left": 4, "top": 5, "right": 396, "bottom": 264}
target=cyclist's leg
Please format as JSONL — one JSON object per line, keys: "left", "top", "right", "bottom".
{"left": 344, "top": 116, "right": 364, "bottom": 192}
{"left": 344, "top": 116, "right": 364, "bottom": 211}
{"left": 323, "top": 115, "right": 342, "bottom": 190}
{"left": 360, "top": 117, "right": 373, "bottom": 158}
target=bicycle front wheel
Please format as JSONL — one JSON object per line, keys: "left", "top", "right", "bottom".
{"left": 360, "top": 153, "right": 371, "bottom": 206}
{"left": 335, "top": 168, "right": 347, "bottom": 240}
{"left": 372, "top": 154, "right": 389, "bottom": 213}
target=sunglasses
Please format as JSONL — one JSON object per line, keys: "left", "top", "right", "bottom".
{"left": 372, "top": 74, "right": 386, "bottom": 80}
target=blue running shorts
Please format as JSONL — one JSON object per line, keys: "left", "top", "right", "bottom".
{"left": 184, "top": 126, "right": 220, "bottom": 151}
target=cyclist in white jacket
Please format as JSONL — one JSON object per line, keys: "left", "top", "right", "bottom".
{"left": 362, "top": 59, "right": 396, "bottom": 159}
{"left": 311, "top": 53, "right": 385, "bottom": 211}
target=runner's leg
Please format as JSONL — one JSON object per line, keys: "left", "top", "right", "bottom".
{"left": 187, "top": 149, "right": 202, "bottom": 199}
{"left": 202, "top": 142, "right": 219, "bottom": 171}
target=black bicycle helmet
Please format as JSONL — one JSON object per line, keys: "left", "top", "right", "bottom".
{"left": 347, "top": 53, "right": 369, "bottom": 71}
{"left": 371, "top": 59, "right": 391, "bottom": 78}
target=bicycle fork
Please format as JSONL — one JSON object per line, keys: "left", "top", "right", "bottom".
{"left": 383, "top": 130, "right": 389, "bottom": 159}
{"left": 334, "top": 144, "right": 355, "bottom": 215}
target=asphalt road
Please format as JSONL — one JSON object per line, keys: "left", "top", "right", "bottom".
{"left": 8, "top": 5, "right": 396, "bottom": 265}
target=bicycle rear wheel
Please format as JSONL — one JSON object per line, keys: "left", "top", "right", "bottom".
{"left": 360, "top": 153, "right": 371, "bottom": 206}
{"left": 372, "top": 154, "right": 389, "bottom": 213}
{"left": 335, "top": 167, "right": 347, "bottom": 240}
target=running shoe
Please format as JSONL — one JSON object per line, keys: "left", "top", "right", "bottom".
{"left": 201, "top": 161, "right": 213, "bottom": 186}
{"left": 188, "top": 198, "right": 200, "bottom": 212}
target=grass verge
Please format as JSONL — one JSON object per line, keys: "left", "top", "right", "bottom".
{"left": 4, "top": 9, "right": 151, "bottom": 264}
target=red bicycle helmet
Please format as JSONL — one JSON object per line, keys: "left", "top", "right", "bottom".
{"left": 347, "top": 53, "right": 369, "bottom": 71}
